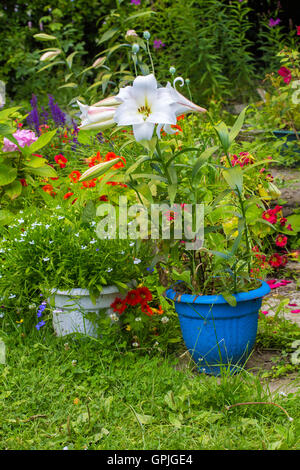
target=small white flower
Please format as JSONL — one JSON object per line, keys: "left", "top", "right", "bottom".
{"left": 90, "top": 239, "right": 96, "bottom": 244}
{"left": 129, "top": 242, "right": 135, "bottom": 246}
{"left": 29, "top": 241, "right": 35, "bottom": 245}
{"left": 56, "top": 205, "right": 61, "bottom": 209}
{"left": 81, "top": 245, "right": 87, "bottom": 250}
{"left": 45, "top": 224, "right": 51, "bottom": 229}
{"left": 153, "top": 341, "right": 159, "bottom": 347}
{"left": 75, "top": 233, "right": 80, "bottom": 237}
{"left": 106, "top": 268, "right": 113, "bottom": 273}
{"left": 119, "top": 250, "right": 125, "bottom": 255}
{"left": 132, "top": 342, "right": 139, "bottom": 347}
{"left": 133, "top": 258, "right": 141, "bottom": 264}
{"left": 71, "top": 360, "right": 77, "bottom": 366}
{"left": 90, "top": 221, "right": 96, "bottom": 227}
{"left": 58, "top": 216, "right": 64, "bottom": 220}
{"left": 135, "top": 317, "right": 142, "bottom": 322}
{"left": 43, "top": 257, "right": 50, "bottom": 262}
{"left": 63, "top": 446, "right": 69, "bottom": 450}
{"left": 161, "top": 316, "right": 169, "bottom": 324}
{"left": 9, "top": 294, "right": 16, "bottom": 299}
{"left": 109, "top": 313, "right": 119, "bottom": 322}
{"left": 18, "top": 218, "right": 24, "bottom": 224}
{"left": 49, "top": 240, "right": 54, "bottom": 244}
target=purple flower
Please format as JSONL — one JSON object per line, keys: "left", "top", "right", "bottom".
{"left": 26, "top": 94, "right": 40, "bottom": 135}
{"left": 131, "top": 0, "right": 141, "bottom": 4}
{"left": 48, "top": 95, "right": 66, "bottom": 127}
{"left": 153, "top": 39, "right": 165, "bottom": 50}
{"left": 269, "top": 18, "right": 281, "bottom": 27}
{"left": 35, "top": 320, "right": 46, "bottom": 330}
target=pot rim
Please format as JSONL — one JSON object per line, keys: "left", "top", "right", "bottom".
{"left": 165, "top": 279, "right": 270, "bottom": 305}
{"left": 50, "top": 286, "right": 120, "bottom": 296}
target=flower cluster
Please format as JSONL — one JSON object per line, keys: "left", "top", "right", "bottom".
{"left": 2, "top": 129, "right": 38, "bottom": 152}
{"left": 110, "top": 286, "right": 163, "bottom": 317}
{"left": 36, "top": 301, "right": 46, "bottom": 330}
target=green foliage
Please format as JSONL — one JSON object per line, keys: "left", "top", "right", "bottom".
{"left": 0, "top": 204, "right": 153, "bottom": 320}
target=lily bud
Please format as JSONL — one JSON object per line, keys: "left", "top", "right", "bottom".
{"left": 77, "top": 101, "right": 117, "bottom": 130}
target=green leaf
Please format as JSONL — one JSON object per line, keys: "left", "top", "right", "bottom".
{"left": 168, "top": 184, "right": 177, "bottom": 205}
{"left": 221, "top": 291, "right": 237, "bottom": 307}
{"left": 229, "top": 106, "right": 248, "bottom": 144}
{"left": 57, "top": 83, "right": 77, "bottom": 89}
{"left": 0, "top": 209, "right": 14, "bottom": 225}
{"left": 28, "top": 129, "right": 57, "bottom": 153}
{"left": 223, "top": 165, "right": 243, "bottom": 193}
{"left": 5, "top": 180, "right": 22, "bottom": 200}
{"left": 214, "top": 121, "right": 230, "bottom": 151}
{"left": 66, "top": 51, "right": 79, "bottom": 69}
{"left": 192, "top": 146, "right": 219, "bottom": 180}
{"left": 26, "top": 165, "right": 58, "bottom": 178}
{"left": 0, "top": 106, "right": 22, "bottom": 120}
{"left": 98, "top": 27, "right": 119, "bottom": 45}
{"left": 24, "top": 156, "right": 48, "bottom": 168}
{"left": 0, "top": 165, "right": 17, "bottom": 186}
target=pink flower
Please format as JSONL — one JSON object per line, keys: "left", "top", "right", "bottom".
{"left": 131, "top": 0, "right": 141, "bottom": 4}
{"left": 268, "top": 253, "right": 282, "bottom": 268}
{"left": 297, "top": 26, "right": 300, "bottom": 35}
{"left": 262, "top": 209, "right": 277, "bottom": 225}
{"left": 291, "top": 309, "right": 300, "bottom": 314}
{"left": 261, "top": 310, "right": 269, "bottom": 315}
{"left": 278, "top": 66, "right": 292, "bottom": 84}
{"left": 269, "top": 18, "right": 281, "bottom": 27}
{"left": 275, "top": 234, "right": 288, "bottom": 247}
{"left": 286, "top": 224, "right": 293, "bottom": 231}
{"left": 153, "top": 39, "right": 165, "bottom": 50}
{"left": 2, "top": 129, "right": 38, "bottom": 152}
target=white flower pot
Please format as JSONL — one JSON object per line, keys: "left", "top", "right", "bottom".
{"left": 50, "top": 285, "right": 129, "bottom": 337}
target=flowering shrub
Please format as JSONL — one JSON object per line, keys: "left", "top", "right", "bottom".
{"left": 0, "top": 205, "right": 154, "bottom": 325}
{"left": 247, "top": 48, "right": 300, "bottom": 132}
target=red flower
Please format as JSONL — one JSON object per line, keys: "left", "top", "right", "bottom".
{"left": 105, "top": 152, "right": 126, "bottom": 169}
{"left": 69, "top": 170, "right": 81, "bottom": 183}
{"left": 273, "top": 205, "right": 283, "bottom": 214}
{"left": 42, "top": 184, "right": 56, "bottom": 197}
{"left": 54, "top": 154, "right": 68, "bottom": 168}
{"left": 20, "top": 179, "right": 28, "bottom": 187}
{"left": 141, "top": 302, "right": 154, "bottom": 317}
{"left": 81, "top": 178, "right": 97, "bottom": 189}
{"left": 125, "top": 289, "right": 142, "bottom": 306}
{"left": 297, "top": 26, "right": 300, "bottom": 35}
{"left": 268, "top": 253, "right": 282, "bottom": 268}
{"left": 275, "top": 234, "right": 288, "bottom": 247}
{"left": 279, "top": 217, "right": 287, "bottom": 227}
{"left": 99, "top": 195, "right": 108, "bottom": 202}
{"left": 111, "top": 297, "right": 127, "bottom": 314}
{"left": 262, "top": 209, "right": 277, "bottom": 225}
{"left": 32, "top": 153, "right": 44, "bottom": 158}
{"left": 63, "top": 192, "right": 74, "bottom": 200}
{"left": 136, "top": 286, "right": 152, "bottom": 304}
{"left": 278, "top": 67, "right": 292, "bottom": 84}
{"left": 286, "top": 224, "right": 293, "bottom": 231}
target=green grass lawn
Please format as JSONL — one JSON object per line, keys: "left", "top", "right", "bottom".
{"left": 0, "top": 324, "right": 299, "bottom": 451}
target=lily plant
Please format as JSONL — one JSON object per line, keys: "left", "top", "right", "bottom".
{"left": 77, "top": 73, "right": 262, "bottom": 302}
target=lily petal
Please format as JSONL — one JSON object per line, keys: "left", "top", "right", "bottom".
{"left": 132, "top": 122, "right": 155, "bottom": 142}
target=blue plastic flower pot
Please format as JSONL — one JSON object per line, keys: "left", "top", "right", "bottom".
{"left": 165, "top": 280, "right": 271, "bottom": 376}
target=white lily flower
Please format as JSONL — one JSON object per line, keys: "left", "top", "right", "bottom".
{"left": 156, "top": 79, "right": 207, "bottom": 137}
{"left": 113, "top": 74, "right": 177, "bottom": 142}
